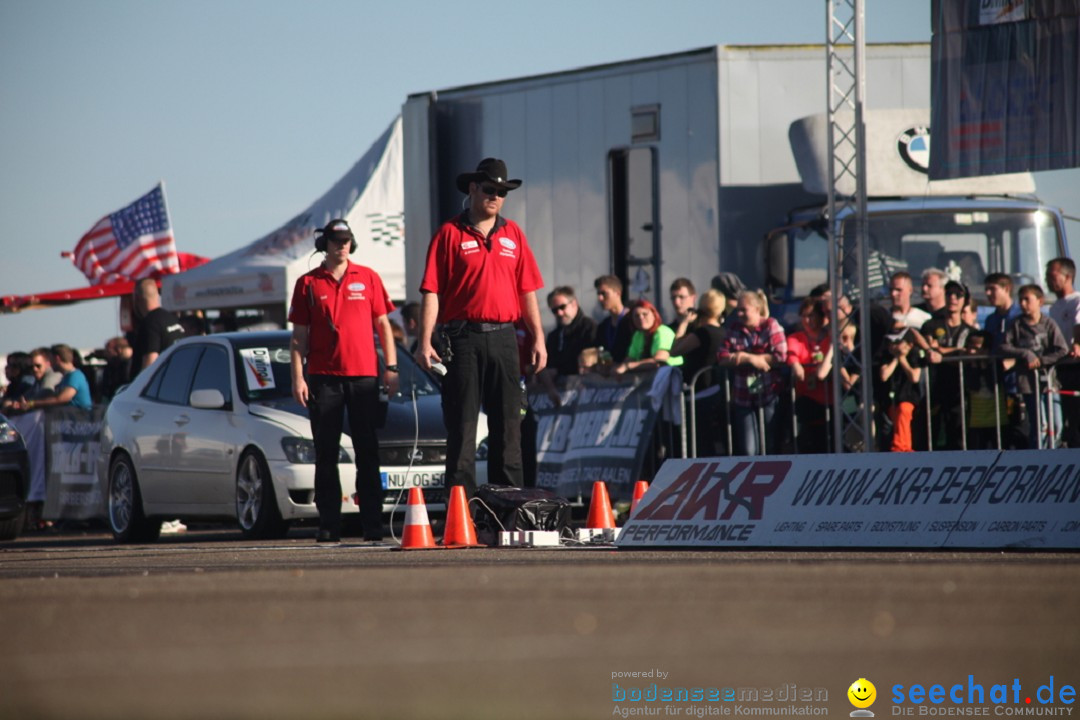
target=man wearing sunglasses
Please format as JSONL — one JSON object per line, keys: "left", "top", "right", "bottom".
{"left": 27, "top": 348, "right": 62, "bottom": 399}
{"left": 416, "top": 157, "right": 546, "bottom": 497}
{"left": 544, "top": 287, "right": 596, "bottom": 378}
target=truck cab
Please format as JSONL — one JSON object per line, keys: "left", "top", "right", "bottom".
{"left": 764, "top": 110, "right": 1070, "bottom": 328}
{"left": 766, "top": 195, "right": 1068, "bottom": 327}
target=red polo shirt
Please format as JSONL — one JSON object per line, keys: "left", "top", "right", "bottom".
{"left": 419, "top": 213, "right": 543, "bottom": 323}
{"left": 288, "top": 262, "right": 393, "bottom": 376}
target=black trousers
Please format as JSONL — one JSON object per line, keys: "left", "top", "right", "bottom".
{"left": 442, "top": 324, "right": 523, "bottom": 495}
{"left": 794, "top": 396, "right": 830, "bottom": 454}
{"left": 307, "top": 375, "right": 382, "bottom": 536}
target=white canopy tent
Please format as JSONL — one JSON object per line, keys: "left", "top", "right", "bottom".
{"left": 162, "top": 116, "right": 405, "bottom": 322}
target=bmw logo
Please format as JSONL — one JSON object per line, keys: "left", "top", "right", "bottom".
{"left": 897, "top": 126, "right": 931, "bottom": 174}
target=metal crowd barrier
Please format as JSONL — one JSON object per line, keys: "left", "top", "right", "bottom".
{"left": 920, "top": 353, "right": 1068, "bottom": 451}
{"left": 676, "top": 354, "right": 1078, "bottom": 457}
{"left": 679, "top": 366, "right": 766, "bottom": 458}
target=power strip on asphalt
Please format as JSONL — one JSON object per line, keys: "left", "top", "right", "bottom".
{"left": 498, "top": 530, "right": 561, "bottom": 547}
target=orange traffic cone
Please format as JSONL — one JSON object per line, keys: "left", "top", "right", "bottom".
{"left": 586, "top": 480, "right": 616, "bottom": 529}
{"left": 399, "top": 487, "right": 438, "bottom": 550}
{"left": 442, "top": 485, "right": 481, "bottom": 548}
{"left": 630, "top": 480, "right": 649, "bottom": 514}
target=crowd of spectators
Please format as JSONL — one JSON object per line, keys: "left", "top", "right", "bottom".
{"left": 536, "top": 257, "right": 1080, "bottom": 458}
{"left": 1, "top": 278, "right": 195, "bottom": 533}
{"left": 4, "top": 258, "right": 1079, "bottom": 528}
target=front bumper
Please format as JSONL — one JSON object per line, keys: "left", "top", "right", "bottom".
{"left": 269, "top": 459, "right": 455, "bottom": 517}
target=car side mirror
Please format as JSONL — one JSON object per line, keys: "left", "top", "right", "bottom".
{"left": 189, "top": 388, "right": 226, "bottom": 409}
{"left": 765, "top": 228, "right": 789, "bottom": 291}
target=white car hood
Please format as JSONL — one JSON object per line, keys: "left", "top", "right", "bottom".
{"left": 246, "top": 402, "right": 319, "bottom": 440}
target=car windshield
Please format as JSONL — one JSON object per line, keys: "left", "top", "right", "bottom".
{"left": 789, "top": 208, "right": 1063, "bottom": 302}
{"left": 234, "top": 340, "right": 440, "bottom": 403}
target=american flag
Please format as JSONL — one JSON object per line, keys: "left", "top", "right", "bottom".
{"left": 65, "top": 184, "right": 179, "bottom": 285}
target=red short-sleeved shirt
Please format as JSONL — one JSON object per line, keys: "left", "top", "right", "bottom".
{"left": 786, "top": 330, "right": 833, "bottom": 406}
{"left": 419, "top": 213, "right": 543, "bottom": 323}
{"left": 288, "top": 262, "right": 393, "bottom": 376}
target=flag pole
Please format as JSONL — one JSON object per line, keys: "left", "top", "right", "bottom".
{"left": 157, "top": 179, "right": 180, "bottom": 282}
{"left": 158, "top": 179, "right": 175, "bottom": 238}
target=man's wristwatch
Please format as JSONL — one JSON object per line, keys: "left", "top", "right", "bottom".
{"left": 385, "top": 365, "right": 399, "bottom": 372}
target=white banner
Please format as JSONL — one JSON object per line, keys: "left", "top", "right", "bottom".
{"left": 162, "top": 115, "right": 406, "bottom": 312}
{"left": 617, "top": 450, "right": 1080, "bottom": 549}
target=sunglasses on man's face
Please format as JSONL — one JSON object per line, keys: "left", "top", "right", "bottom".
{"left": 550, "top": 302, "right": 571, "bottom": 314}
{"left": 479, "top": 184, "right": 508, "bottom": 198}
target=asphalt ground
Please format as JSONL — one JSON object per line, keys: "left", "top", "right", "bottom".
{"left": 1, "top": 525, "right": 1078, "bottom": 720}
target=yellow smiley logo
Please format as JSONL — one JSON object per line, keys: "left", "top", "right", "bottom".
{"left": 848, "top": 678, "right": 877, "bottom": 709}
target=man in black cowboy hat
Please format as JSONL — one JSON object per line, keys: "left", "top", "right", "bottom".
{"left": 289, "top": 218, "right": 398, "bottom": 542}
{"left": 415, "top": 158, "right": 547, "bottom": 496}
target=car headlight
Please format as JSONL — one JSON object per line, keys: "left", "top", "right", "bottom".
{"left": 281, "top": 437, "right": 351, "bottom": 464}
{"left": 0, "top": 422, "right": 21, "bottom": 445}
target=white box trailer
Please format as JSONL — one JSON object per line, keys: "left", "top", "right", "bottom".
{"left": 402, "top": 43, "right": 934, "bottom": 320}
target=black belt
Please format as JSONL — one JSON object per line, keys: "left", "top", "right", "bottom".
{"left": 449, "top": 320, "right": 513, "bottom": 333}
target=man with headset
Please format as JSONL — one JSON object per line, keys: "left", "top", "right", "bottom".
{"left": 289, "top": 218, "right": 398, "bottom": 543}
{"left": 415, "top": 157, "right": 546, "bottom": 497}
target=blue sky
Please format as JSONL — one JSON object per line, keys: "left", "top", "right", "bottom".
{"left": 1, "top": 0, "right": 1077, "bottom": 355}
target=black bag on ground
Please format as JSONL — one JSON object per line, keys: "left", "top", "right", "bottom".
{"left": 473, "top": 485, "right": 572, "bottom": 546}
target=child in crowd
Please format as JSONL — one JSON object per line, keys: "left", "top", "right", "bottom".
{"left": 838, "top": 322, "right": 861, "bottom": 399}
{"left": 1000, "top": 285, "right": 1069, "bottom": 449}
{"left": 832, "top": 321, "right": 869, "bottom": 452}
{"left": 878, "top": 326, "right": 925, "bottom": 452}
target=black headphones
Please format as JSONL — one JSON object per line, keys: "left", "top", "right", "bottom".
{"left": 314, "top": 219, "right": 357, "bottom": 254}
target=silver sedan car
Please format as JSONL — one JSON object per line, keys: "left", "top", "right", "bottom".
{"left": 100, "top": 331, "right": 475, "bottom": 542}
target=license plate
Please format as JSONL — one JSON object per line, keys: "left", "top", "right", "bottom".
{"left": 381, "top": 470, "right": 446, "bottom": 490}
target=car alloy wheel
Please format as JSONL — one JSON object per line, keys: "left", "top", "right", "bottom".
{"left": 236, "top": 450, "right": 288, "bottom": 539}
{"left": 236, "top": 452, "right": 264, "bottom": 532}
{"left": 108, "top": 454, "right": 161, "bottom": 543}
{"left": 109, "top": 459, "right": 134, "bottom": 535}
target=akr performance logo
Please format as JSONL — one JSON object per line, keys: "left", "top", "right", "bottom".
{"left": 619, "top": 461, "right": 790, "bottom": 545}
{"left": 633, "top": 461, "right": 790, "bottom": 522}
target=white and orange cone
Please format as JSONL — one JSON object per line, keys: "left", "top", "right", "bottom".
{"left": 398, "top": 487, "right": 438, "bottom": 550}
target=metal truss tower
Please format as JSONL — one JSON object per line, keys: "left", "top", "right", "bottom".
{"left": 826, "top": 0, "right": 874, "bottom": 453}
